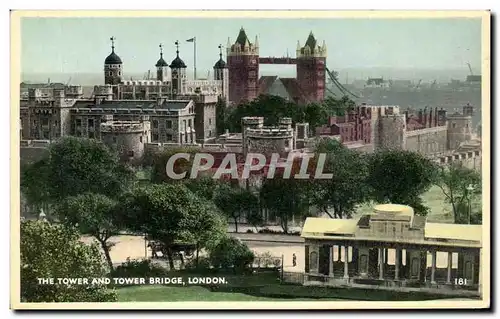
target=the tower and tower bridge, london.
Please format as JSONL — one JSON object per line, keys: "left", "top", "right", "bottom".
{"left": 19, "top": 28, "right": 483, "bottom": 296}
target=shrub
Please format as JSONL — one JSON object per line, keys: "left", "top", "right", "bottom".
{"left": 185, "top": 256, "right": 211, "bottom": 271}
{"left": 246, "top": 229, "right": 254, "bottom": 233}
{"left": 209, "top": 237, "right": 255, "bottom": 273}
{"left": 109, "top": 258, "right": 167, "bottom": 279}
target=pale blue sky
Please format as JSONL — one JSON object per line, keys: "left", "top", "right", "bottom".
{"left": 21, "top": 17, "right": 481, "bottom": 75}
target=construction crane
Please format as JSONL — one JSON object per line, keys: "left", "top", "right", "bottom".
{"left": 467, "top": 62, "right": 474, "bottom": 76}
{"left": 65, "top": 77, "right": 72, "bottom": 86}
{"left": 415, "top": 79, "right": 422, "bottom": 89}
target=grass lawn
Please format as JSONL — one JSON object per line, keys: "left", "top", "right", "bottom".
{"left": 116, "top": 272, "right": 336, "bottom": 301}
{"left": 115, "top": 272, "right": 452, "bottom": 302}
{"left": 117, "top": 285, "right": 337, "bottom": 301}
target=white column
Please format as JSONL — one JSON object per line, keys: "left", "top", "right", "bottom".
{"left": 395, "top": 248, "right": 400, "bottom": 280}
{"left": 343, "top": 246, "right": 349, "bottom": 279}
{"left": 431, "top": 250, "right": 437, "bottom": 284}
{"left": 446, "top": 252, "right": 452, "bottom": 284}
{"left": 378, "top": 248, "right": 384, "bottom": 280}
{"left": 329, "top": 246, "right": 334, "bottom": 278}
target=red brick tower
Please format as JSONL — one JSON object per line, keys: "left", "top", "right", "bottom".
{"left": 227, "top": 28, "right": 259, "bottom": 106}
{"left": 296, "top": 32, "right": 327, "bottom": 103}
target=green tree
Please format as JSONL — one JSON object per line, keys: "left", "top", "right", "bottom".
{"left": 260, "top": 177, "right": 311, "bottom": 233}
{"left": 183, "top": 176, "right": 221, "bottom": 201}
{"left": 323, "top": 95, "right": 356, "bottom": 116}
{"left": 21, "top": 137, "right": 134, "bottom": 207}
{"left": 213, "top": 183, "right": 260, "bottom": 233}
{"left": 246, "top": 202, "right": 264, "bottom": 232}
{"left": 20, "top": 220, "right": 117, "bottom": 302}
{"left": 311, "top": 139, "right": 370, "bottom": 219}
{"left": 434, "top": 162, "right": 481, "bottom": 223}
{"left": 121, "top": 184, "right": 226, "bottom": 269}
{"left": 302, "top": 102, "right": 329, "bottom": 133}
{"left": 55, "top": 193, "right": 121, "bottom": 270}
{"left": 215, "top": 98, "right": 228, "bottom": 135}
{"left": 366, "top": 150, "right": 437, "bottom": 216}
{"left": 209, "top": 237, "right": 255, "bottom": 273}
{"left": 150, "top": 146, "right": 200, "bottom": 183}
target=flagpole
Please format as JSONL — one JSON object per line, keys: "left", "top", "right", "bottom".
{"left": 194, "top": 37, "right": 197, "bottom": 80}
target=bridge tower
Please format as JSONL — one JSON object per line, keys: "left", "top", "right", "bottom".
{"left": 296, "top": 32, "right": 327, "bottom": 103}
{"left": 227, "top": 27, "right": 259, "bottom": 106}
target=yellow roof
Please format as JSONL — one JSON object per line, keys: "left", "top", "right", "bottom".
{"left": 373, "top": 204, "right": 414, "bottom": 217}
{"left": 425, "top": 223, "right": 482, "bottom": 243}
{"left": 301, "top": 217, "right": 358, "bottom": 236}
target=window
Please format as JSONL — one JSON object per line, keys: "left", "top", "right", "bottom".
{"left": 42, "top": 118, "right": 49, "bottom": 126}
{"left": 128, "top": 151, "right": 134, "bottom": 157}
{"left": 208, "top": 130, "right": 212, "bottom": 137}
{"left": 411, "top": 258, "right": 420, "bottom": 277}
{"left": 152, "top": 133, "right": 159, "bottom": 142}
{"left": 165, "top": 120, "right": 172, "bottom": 129}
{"left": 112, "top": 136, "right": 117, "bottom": 143}
{"left": 465, "top": 261, "right": 473, "bottom": 280}
{"left": 209, "top": 118, "right": 212, "bottom": 125}
{"left": 152, "top": 120, "right": 159, "bottom": 129}
{"left": 42, "top": 131, "right": 50, "bottom": 139}
{"left": 359, "top": 255, "right": 368, "bottom": 274}
{"left": 140, "top": 136, "right": 143, "bottom": 143}
{"left": 166, "top": 134, "right": 173, "bottom": 141}
{"left": 452, "top": 123, "right": 456, "bottom": 128}
{"left": 309, "top": 251, "right": 318, "bottom": 271}
{"left": 89, "top": 132, "right": 95, "bottom": 139}
{"left": 188, "top": 119, "right": 192, "bottom": 128}
{"left": 75, "top": 119, "right": 82, "bottom": 127}
{"left": 88, "top": 118, "right": 94, "bottom": 127}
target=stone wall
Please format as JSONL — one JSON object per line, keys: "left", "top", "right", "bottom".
{"left": 377, "top": 114, "right": 406, "bottom": 150}
{"left": 405, "top": 125, "right": 448, "bottom": 155}
{"left": 100, "top": 121, "right": 151, "bottom": 164}
{"left": 431, "top": 150, "right": 482, "bottom": 171}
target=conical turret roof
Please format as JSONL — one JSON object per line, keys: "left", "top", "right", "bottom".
{"left": 235, "top": 27, "right": 251, "bottom": 46}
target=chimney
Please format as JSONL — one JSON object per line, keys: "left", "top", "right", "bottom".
{"left": 423, "top": 107, "right": 428, "bottom": 128}
{"left": 328, "top": 116, "right": 337, "bottom": 126}
{"left": 429, "top": 108, "right": 434, "bottom": 128}
{"left": 434, "top": 107, "right": 439, "bottom": 127}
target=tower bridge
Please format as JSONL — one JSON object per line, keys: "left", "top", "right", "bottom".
{"left": 258, "top": 57, "right": 298, "bottom": 64}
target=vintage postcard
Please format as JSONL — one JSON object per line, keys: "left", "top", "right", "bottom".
{"left": 10, "top": 10, "right": 491, "bottom": 310}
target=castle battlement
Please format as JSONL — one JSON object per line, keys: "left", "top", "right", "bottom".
{"left": 246, "top": 127, "right": 294, "bottom": 138}
{"left": 405, "top": 124, "right": 448, "bottom": 137}
{"left": 100, "top": 121, "right": 148, "bottom": 133}
{"left": 20, "top": 140, "right": 52, "bottom": 147}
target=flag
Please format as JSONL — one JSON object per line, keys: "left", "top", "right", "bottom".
{"left": 186, "top": 37, "right": 195, "bottom": 42}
